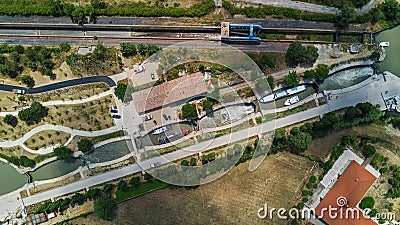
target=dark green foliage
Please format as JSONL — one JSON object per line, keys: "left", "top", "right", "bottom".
{"left": 336, "top": 4, "right": 356, "bottom": 29}
{"left": 103, "top": 183, "right": 114, "bottom": 193}
{"left": 286, "top": 42, "right": 319, "bottom": 67}
{"left": 114, "top": 83, "right": 133, "bottom": 102}
{"left": 181, "top": 159, "right": 189, "bottom": 166}
{"left": 21, "top": 75, "right": 35, "bottom": 87}
{"left": 136, "top": 44, "right": 161, "bottom": 57}
{"left": 201, "top": 152, "right": 216, "bottom": 164}
{"left": 53, "top": 146, "right": 73, "bottom": 160}
{"left": 120, "top": 43, "right": 137, "bottom": 57}
{"left": 18, "top": 102, "right": 48, "bottom": 125}
{"left": 359, "top": 196, "right": 375, "bottom": 209}
{"left": 309, "top": 176, "right": 317, "bottom": 183}
{"left": 3, "top": 114, "right": 18, "bottom": 127}
{"left": 190, "top": 157, "right": 197, "bottom": 166}
{"left": 283, "top": 71, "right": 299, "bottom": 87}
{"left": 202, "top": 98, "right": 214, "bottom": 112}
{"left": 181, "top": 103, "right": 198, "bottom": 121}
{"left": 0, "top": 153, "right": 35, "bottom": 167}
{"left": 78, "top": 139, "right": 93, "bottom": 152}
{"left": 288, "top": 130, "right": 312, "bottom": 154}
{"left": 267, "top": 76, "right": 275, "bottom": 90}
{"left": 94, "top": 193, "right": 115, "bottom": 221}
{"left": 129, "top": 176, "right": 140, "bottom": 186}
{"left": 59, "top": 42, "right": 71, "bottom": 52}
{"left": 117, "top": 180, "right": 128, "bottom": 191}
{"left": 362, "top": 144, "right": 376, "bottom": 158}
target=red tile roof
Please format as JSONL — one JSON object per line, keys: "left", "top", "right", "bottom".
{"left": 133, "top": 72, "right": 207, "bottom": 114}
{"left": 316, "top": 160, "right": 377, "bottom": 225}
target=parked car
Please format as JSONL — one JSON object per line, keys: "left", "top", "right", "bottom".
{"left": 150, "top": 162, "right": 161, "bottom": 168}
{"left": 151, "top": 72, "right": 155, "bottom": 80}
{"left": 12, "top": 89, "right": 25, "bottom": 95}
{"left": 110, "top": 105, "right": 117, "bottom": 110}
{"left": 135, "top": 65, "right": 145, "bottom": 73}
{"left": 143, "top": 115, "right": 153, "bottom": 121}
{"left": 112, "top": 114, "right": 121, "bottom": 119}
{"left": 110, "top": 109, "right": 118, "bottom": 113}
{"left": 163, "top": 114, "right": 168, "bottom": 120}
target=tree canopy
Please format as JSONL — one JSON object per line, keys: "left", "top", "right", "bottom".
{"left": 336, "top": 4, "right": 356, "bottom": 29}
{"left": 181, "top": 103, "right": 198, "bottom": 121}
{"left": 120, "top": 43, "right": 137, "bottom": 57}
{"left": 3, "top": 114, "right": 18, "bottom": 127}
{"left": 286, "top": 42, "right": 319, "bottom": 67}
{"left": 114, "top": 83, "right": 133, "bottom": 102}
{"left": 78, "top": 139, "right": 93, "bottom": 153}
{"left": 283, "top": 71, "right": 299, "bottom": 87}
{"left": 94, "top": 193, "right": 115, "bottom": 221}
{"left": 18, "top": 102, "right": 48, "bottom": 125}
{"left": 359, "top": 196, "right": 375, "bottom": 209}
{"left": 53, "top": 146, "right": 73, "bottom": 160}
{"left": 21, "top": 75, "right": 35, "bottom": 87}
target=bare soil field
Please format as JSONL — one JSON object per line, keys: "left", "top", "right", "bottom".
{"left": 71, "top": 151, "right": 314, "bottom": 225}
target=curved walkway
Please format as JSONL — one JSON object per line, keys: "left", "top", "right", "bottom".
{"left": 244, "top": 0, "right": 379, "bottom": 14}
{"left": 0, "top": 76, "right": 116, "bottom": 94}
{"left": 0, "top": 124, "right": 122, "bottom": 154}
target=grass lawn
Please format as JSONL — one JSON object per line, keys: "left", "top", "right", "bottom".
{"left": 115, "top": 180, "right": 170, "bottom": 203}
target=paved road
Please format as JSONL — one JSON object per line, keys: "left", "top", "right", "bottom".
{"left": 0, "top": 76, "right": 116, "bottom": 94}
{"left": 20, "top": 72, "right": 400, "bottom": 207}
{"left": 244, "top": 0, "right": 380, "bottom": 14}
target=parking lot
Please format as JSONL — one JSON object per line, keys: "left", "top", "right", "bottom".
{"left": 128, "top": 62, "right": 159, "bottom": 87}
{"left": 142, "top": 106, "right": 180, "bottom": 132}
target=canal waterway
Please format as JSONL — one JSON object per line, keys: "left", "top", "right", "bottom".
{"left": 83, "top": 140, "right": 132, "bottom": 164}
{"left": 320, "top": 66, "right": 374, "bottom": 91}
{"left": 375, "top": 26, "right": 400, "bottom": 75}
{"left": 0, "top": 161, "right": 27, "bottom": 195}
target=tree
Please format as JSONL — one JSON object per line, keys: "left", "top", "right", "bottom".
{"left": 286, "top": 42, "right": 304, "bottom": 67}
{"left": 336, "top": 4, "right": 356, "bottom": 29}
{"left": 181, "top": 104, "right": 198, "bottom": 121}
{"left": 303, "top": 46, "right": 319, "bottom": 65}
{"left": 359, "top": 196, "right": 375, "bottom": 209}
{"left": 117, "top": 180, "right": 128, "bottom": 191}
{"left": 59, "top": 42, "right": 71, "bottom": 52}
{"left": 381, "top": 0, "right": 400, "bottom": 22}
{"left": 283, "top": 71, "right": 299, "bottom": 87}
{"left": 53, "top": 146, "right": 73, "bottom": 160}
{"left": 78, "top": 139, "right": 93, "bottom": 153}
{"left": 362, "top": 144, "right": 376, "bottom": 158}
{"left": 94, "top": 193, "right": 115, "bottom": 221}
{"left": 202, "top": 99, "right": 213, "bottom": 112}
{"left": 114, "top": 83, "right": 132, "bottom": 102}
{"left": 315, "top": 64, "right": 329, "bottom": 79}
{"left": 288, "top": 131, "right": 312, "bottom": 154}
{"left": 267, "top": 76, "right": 275, "bottom": 90}
{"left": 3, "top": 114, "right": 18, "bottom": 127}
{"left": 21, "top": 75, "right": 35, "bottom": 88}
{"left": 344, "top": 106, "right": 362, "bottom": 122}
{"left": 18, "top": 102, "right": 48, "bottom": 125}
{"left": 120, "top": 43, "right": 137, "bottom": 57}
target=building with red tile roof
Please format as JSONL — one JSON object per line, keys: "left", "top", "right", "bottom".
{"left": 315, "top": 160, "right": 377, "bottom": 225}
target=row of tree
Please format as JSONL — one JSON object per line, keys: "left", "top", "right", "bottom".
{"left": 120, "top": 43, "right": 161, "bottom": 58}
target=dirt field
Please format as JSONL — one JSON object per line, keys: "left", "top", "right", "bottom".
{"left": 27, "top": 83, "right": 109, "bottom": 103}
{"left": 0, "top": 91, "right": 18, "bottom": 111}
{"left": 25, "top": 130, "right": 70, "bottom": 150}
{"left": 71, "top": 151, "right": 314, "bottom": 225}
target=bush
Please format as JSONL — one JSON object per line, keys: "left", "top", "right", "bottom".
{"left": 181, "top": 104, "right": 198, "bottom": 121}
{"left": 78, "top": 139, "right": 93, "bottom": 153}
{"left": 18, "top": 102, "right": 48, "bottom": 125}
{"left": 359, "top": 196, "right": 375, "bottom": 209}
{"left": 53, "top": 146, "right": 73, "bottom": 160}
{"left": 3, "top": 114, "right": 18, "bottom": 127}
{"left": 94, "top": 193, "right": 115, "bottom": 221}
{"left": 21, "top": 75, "right": 35, "bottom": 87}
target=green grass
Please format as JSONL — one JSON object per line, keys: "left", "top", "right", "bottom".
{"left": 260, "top": 33, "right": 286, "bottom": 40}
{"left": 115, "top": 180, "right": 169, "bottom": 203}
{"left": 296, "top": 34, "right": 334, "bottom": 42}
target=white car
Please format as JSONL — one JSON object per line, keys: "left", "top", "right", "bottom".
{"left": 135, "top": 65, "right": 146, "bottom": 73}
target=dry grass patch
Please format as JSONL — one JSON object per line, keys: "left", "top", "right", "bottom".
{"left": 0, "top": 91, "right": 19, "bottom": 111}
{"left": 25, "top": 130, "right": 70, "bottom": 151}
{"left": 45, "top": 95, "right": 115, "bottom": 131}
{"left": 72, "top": 151, "right": 313, "bottom": 225}
{"left": 26, "top": 83, "right": 110, "bottom": 103}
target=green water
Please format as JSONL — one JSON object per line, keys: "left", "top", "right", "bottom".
{"left": 83, "top": 140, "right": 132, "bottom": 164}
{"left": 375, "top": 26, "right": 400, "bottom": 75}
{"left": 29, "top": 158, "right": 83, "bottom": 181}
{"left": 0, "top": 161, "right": 27, "bottom": 195}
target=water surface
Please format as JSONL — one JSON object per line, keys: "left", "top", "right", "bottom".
{"left": 375, "top": 26, "right": 400, "bottom": 75}
{"left": 0, "top": 161, "right": 27, "bottom": 195}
